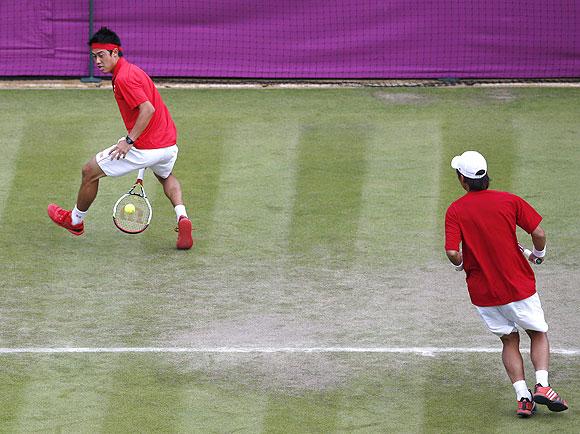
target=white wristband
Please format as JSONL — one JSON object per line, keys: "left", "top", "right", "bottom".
{"left": 532, "top": 246, "right": 546, "bottom": 258}
{"left": 454, "top": 261, "right": 464, "bottom": 271}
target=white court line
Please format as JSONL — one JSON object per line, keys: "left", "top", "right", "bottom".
{"left": 0, "top": 347, "right": 578, "bottom": 356}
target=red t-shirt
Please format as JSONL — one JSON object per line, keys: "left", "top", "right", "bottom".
{"left": 112, "top": 58, "right": 177, "bottom": 149}
{"left": 445, "top": 190, "right": 542, "bottom": 307}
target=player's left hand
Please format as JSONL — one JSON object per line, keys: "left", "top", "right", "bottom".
{"left": 109, "top": 138, "right": 133, "bottom": 160}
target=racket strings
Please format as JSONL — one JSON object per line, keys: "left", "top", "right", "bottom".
{"left": 113, "top": 195, "right": 151, "bottom": 233}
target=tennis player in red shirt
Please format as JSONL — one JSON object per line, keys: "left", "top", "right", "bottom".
{"left": 445, "top": 151, "right": 568, "bottom": 417}
{"left": 47, "top": 27, "right": 193, "bottom": 249}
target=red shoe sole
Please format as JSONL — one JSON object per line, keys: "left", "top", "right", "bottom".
{"left": 176, "top": 218, "right": 193, "bottom": 250}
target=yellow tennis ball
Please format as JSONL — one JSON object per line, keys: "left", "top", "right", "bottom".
{"left": 124, "top": 203, "right": 136, "bottom": 214}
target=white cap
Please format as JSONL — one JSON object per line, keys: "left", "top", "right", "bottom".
{"left": 451, "top": 151, "right": 487, "bottom": 179}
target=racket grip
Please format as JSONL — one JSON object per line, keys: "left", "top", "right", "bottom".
{"left": 520, "top": 245, "right": 543, "bottom": 265}
{"left": 137, "top": 168, "right": 146, "bottom": 182}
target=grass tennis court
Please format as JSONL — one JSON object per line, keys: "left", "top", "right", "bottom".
{"left": 0, "top": 87, "right": 579, "bottom": 432}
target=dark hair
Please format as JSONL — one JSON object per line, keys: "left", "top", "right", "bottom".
{"left": 457, "top": 170, "right": 490, "bottom": 191}
{"left": 89, "top": 27, "right": 123, "bottom": 56}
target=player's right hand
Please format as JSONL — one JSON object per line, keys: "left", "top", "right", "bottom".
{"left": 109, "top": 138, "right": 133, "bottom": 160}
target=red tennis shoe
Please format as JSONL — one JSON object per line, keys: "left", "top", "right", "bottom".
{"left": 533, "top": 384, "right": 569, "bottom": 412}
{"left": 176, "top": 216, "right": 193, "bottom": 250}
{"left": 516, "top": 396, "right": 536, "bottom": 418}
{"left": 47, "top": 204, "right": 84, "bottom": 236}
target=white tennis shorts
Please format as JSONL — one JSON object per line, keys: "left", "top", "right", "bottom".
{"left": 96, "top": 143, "right": 178, "bottom": 179}
{"left": 475, "top": 293, "right": 548, "bottom": 336}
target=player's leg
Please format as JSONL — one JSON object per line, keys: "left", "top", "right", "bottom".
{"left": 526, "top": 329, "right": 551, "bottom": 396}
{"left": 154, "top": 172, "right": 193, "bottom": 250}
{"left": 526, "top": 330, "right": 549, "bottom": 374}
{"left": 150, "top": 145, "right": 193, "bottom": 250}
{"left": 476, "top": 305, "right": 527, "bottom": 385}
{"left": 48, "top": 143, "right": 141, "bottom": 235}
{"left": 500, "top": 331, "right": 526, "bottom": 384}
{"left": 499, "top": 331, "right": 535, "bottom": 417}
{"left": 154, "top": 172, "right": 184, "bottom": 211}
{"left": 150, "top": 145, "right": 187, "bottom": 220}
{"left": 506, "top": 294, "right": 568, "bottom": 412}
{"left": 75, "top": 157, "right": 107, "bottom": 217}
{"left": 476, "top": 305, "right": 534, "bottom": 416}
{"left": 47, "top": 157, "right": 106, "bottom": 235}
{"left": 526, "top": 329, "right": 568, "bottom": 411}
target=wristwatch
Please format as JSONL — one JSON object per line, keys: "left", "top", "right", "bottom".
{"left": 125, "top": 135, "right": 135, "bottom": 145}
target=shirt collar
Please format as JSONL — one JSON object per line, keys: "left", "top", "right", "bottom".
{"left": 112, "top": 57, "right": 127, "bottom": 78}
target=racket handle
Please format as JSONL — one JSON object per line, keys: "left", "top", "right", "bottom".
{"left": 518, "top": 243, "right": 543, "bottom": 264}
{"left": 137, "top": 168, "right": 146, "bottom": 183}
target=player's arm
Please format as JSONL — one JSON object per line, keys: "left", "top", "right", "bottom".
{"left": 515, "top": 195, "right": 546, "bottom": 263}
{"left": 109, "top": 101, "right": 156, "bottom": 160}
{"left": 446, "top": 249, "right": 464, "bottom": 271}
{"left": 128, "top": 101, "right": 155, "bottom": 142}
{"left": 529, "top": 224, "right": 546, "bottom": 262}
{"left": 444, "top": 205, "right": 463, "bottom": 270}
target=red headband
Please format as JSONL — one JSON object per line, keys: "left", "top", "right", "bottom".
{"left": 91, "top": 43, "right": 123, "bottom": 51}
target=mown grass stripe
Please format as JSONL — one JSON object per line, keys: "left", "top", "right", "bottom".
{"left": 355, "top": 119, "right": 443, "bottom": 263}
{"left": 289, "top": 123, "right": 368, "bottom": 260}
{"left": 0, "top": 91, "right": 123, "bottom": 433}
{"left": 207, "top": 121, "right": 300, "bottom": 256}
{"left": 0, "top": 116, "right": 24, "bottom": 223}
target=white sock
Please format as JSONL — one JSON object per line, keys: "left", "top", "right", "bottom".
{"left": 536, "top": 370, "right": 549, "bottom": 387}
{"left": 513, "top": 380, "right": 531, "bottom": 400}
{"left": 174, "top": 204, "right": 187, "bottom": 222}
{"left": 71, "top": 205, "right": 87, "bottom": 225}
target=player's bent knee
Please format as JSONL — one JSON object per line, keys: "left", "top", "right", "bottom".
{"left": 154, "top": 173, "right": 168, "bottom": 182}
{"left": 81, "top": 159, "right": 106, "bottom": 183}
{"left": 155, "top": 172, "right": 174, "bottom": 183}
{"left": 525, "top": 329, "right": 549, "bottom": 338}
{"left": 498, "top": 329, "right": 519, "bottom": 339}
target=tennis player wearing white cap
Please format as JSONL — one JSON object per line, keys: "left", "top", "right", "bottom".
{"left": 444, "top": 151, "right": 568, "bottom": 417}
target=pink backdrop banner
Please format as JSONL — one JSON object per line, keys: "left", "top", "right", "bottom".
{"left": 1, "top": 0, "right": 579, "bottom": 78}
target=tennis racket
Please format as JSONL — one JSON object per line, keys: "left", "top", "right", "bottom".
{"left": 518, "top": 243, "right": 543, "bottom": 265}
{"left": 113, "top": 168, "right": 152, "bottom": 234}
